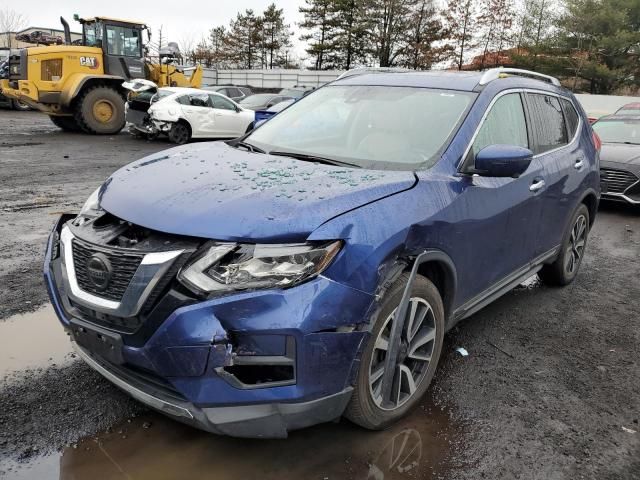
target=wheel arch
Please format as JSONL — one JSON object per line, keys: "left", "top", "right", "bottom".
{"left": 61, "top": 75, "right": 125, "bottom": 107}
{"left": 579, "top": 189, "right": 599, "bottom": 227}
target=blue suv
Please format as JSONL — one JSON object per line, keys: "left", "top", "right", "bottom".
{"left": 44, "top": 68, "right": 600, "bottom": 438}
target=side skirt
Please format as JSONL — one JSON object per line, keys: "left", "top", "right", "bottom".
{"left": 451, "top": 246, "right": 560, "bottom": 324}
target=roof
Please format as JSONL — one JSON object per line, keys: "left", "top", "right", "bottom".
{"left": 332, "top": 68, "right": 564, "bottom": 93}
{"left": 80, "top": 16, "right": 147, "bottom": 26}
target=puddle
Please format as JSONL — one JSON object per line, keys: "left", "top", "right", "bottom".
{"left": 1, "top": 401, "right": 456, "bottom": 480}
{"left": 0, "top": 305, "right": 73, "bottom": 379}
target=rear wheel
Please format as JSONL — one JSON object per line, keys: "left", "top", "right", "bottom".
{"left": 12, "top": 100, "right": 31, "bottom": 111}
{"left": 49, "top": 115, "right": 81, "bottom": 132}
{"left": 168, "top": 122, "right": 191, "bottom": 144}
{"left": 344, "top": 273, "right": 445, "bottom": 430}
{"left": 74, "top": 86, "right": 125, "bottom": 134}
{"left": 539, "top": 204, "right": 590, "bottom": 286}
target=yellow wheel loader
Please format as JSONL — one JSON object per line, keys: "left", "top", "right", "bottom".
{"left": 0, "top": 16, "right": 202, "bottom": 134}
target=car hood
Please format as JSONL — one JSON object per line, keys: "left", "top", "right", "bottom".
{"left": 99, "top": 142, "right": 416, "bottom": 242}
{"left": 600, "top": 143, "right": 640, "bottom": 166}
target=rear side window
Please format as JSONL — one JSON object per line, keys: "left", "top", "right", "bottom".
{"left": 526, "top": 94, "right": 568, "bottom": 154}
{"left": 210, "top": 94, "right": 236, "bottom": 111}
{"left": 560, "top": 98, "right": 580, "bottom": 140}
{"left": 472, "top": 93, "right": 528, "bottom": 157}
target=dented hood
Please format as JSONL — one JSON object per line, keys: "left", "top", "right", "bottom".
{"left": 99, "top": 142, "right": 416, "bottom": 242}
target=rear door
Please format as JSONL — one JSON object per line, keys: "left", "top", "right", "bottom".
{"left": 523, "top": 93, "right": 581, "bottom": 256}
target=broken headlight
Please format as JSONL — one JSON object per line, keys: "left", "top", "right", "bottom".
{"left": 178, "top": 241, "right": 342, "bottom": 295}
{"left": 73, "top": 187, "right": 103, "bottom": 225}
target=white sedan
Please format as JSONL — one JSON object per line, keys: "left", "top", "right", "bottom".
{"left": 128, "top": 87, "right": 255, "bottom": 144}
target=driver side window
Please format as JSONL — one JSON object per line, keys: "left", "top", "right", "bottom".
{"left": 472, "top": 93, "right": 528, "bottom": 158}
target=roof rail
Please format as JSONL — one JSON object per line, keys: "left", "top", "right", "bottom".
{"left": 478, "top": 68, "right": 561, "bottom": 87}
{"left": 337, "top": 67, "right": 412, "bottom": 80}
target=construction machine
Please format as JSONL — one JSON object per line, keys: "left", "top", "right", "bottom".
{"left": 0, "top": 16, "right": 203, "bottom": 134}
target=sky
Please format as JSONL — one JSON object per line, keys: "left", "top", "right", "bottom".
{"left": 19, "top": 0, "right": 308, "bottom": 59}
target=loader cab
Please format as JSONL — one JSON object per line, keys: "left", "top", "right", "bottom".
{"left": 79, "top": 17, "right": 146, "bottom": 80}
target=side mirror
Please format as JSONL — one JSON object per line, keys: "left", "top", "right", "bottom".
{"left": 474, "top": 145, "right": 533, "bottom": 178}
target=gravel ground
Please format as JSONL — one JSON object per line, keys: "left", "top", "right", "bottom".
{"left": 0, "top": 110, "right": 638, "bottom": 479}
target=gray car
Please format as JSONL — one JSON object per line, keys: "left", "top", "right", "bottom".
{"left": 238, "top": 93, "right": 294, "bottom": 111}
{"left": 592, "top": 114, "right": 640, "bottom": 205}
{"left": 202, "top": 85, "right": 251, "bottom": 102}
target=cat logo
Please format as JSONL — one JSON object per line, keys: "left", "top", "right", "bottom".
{"left": 79, "top": 56, "right": 99, "bottom": 69}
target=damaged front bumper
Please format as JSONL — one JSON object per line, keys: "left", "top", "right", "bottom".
{"left": 44, "top": 215, "right": 373, "bottom": 438}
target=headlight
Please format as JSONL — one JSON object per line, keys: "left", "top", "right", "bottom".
{"left": 178, "top": 241, "right": 342, "bottom": 294}
{"left": 74, "top": 187, "right": 103, "bottom": 225}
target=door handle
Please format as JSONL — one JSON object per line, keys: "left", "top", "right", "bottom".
{"left": 530, "top": 178, "right": 546, "bottom": 192}
{"left": 574, "top": 158, "right": 585, "bottom": 169}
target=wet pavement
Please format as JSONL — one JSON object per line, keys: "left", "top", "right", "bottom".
{"left": 1, "top": 402, "right": 455, "bottom": 480}
{"left": 0, "top": 306, "right": 72, "bottom": 379}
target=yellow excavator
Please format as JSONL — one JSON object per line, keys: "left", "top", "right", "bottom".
{"left": 0, "top": 16, "right": 202, "bottom": 134}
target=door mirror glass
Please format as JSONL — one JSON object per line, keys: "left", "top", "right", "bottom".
{"left": 474, "top": 145, "right": 533, "bottom": 178}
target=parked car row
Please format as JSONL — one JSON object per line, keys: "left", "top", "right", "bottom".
{"left": 125, "top": 84, "right": 313, "bottom": 144}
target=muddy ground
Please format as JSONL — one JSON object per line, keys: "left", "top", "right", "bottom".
{"left": 0, "top": 110, "right": 638, "bottom": 479}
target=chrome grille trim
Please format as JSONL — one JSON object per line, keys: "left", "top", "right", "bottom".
{"left": 60, "top": 226, "right": 183, "bottom": 317}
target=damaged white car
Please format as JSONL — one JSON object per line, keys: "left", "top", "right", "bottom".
{"left": 126, "top": 87, "right": 255, "bottom": 144}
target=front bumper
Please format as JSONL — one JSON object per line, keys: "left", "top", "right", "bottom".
{"left": 73, "top": 341, "right": 353, "bottom": 438}
{"left": 44, "top": 215, "right": 373, "bottom": 437}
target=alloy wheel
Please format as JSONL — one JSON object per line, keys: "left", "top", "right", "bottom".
{"left": 368, "top": 297, "right": 436, "bottom": 411}
{"left": 565, "top": 214, "right": 587, "bottom": 274}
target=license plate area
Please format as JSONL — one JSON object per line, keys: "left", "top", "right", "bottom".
{"left": 70, "top": 319, "right": 124, "bottom": 365}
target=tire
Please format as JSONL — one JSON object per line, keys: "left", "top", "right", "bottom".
{"left": 539, "top": 204, "right": 590, "bottom": 286}
{"left": 12, "top": 100, "right": 31, "bottom": 111}
{"left": 74, "top": 86, "right": 125, "bottom": 134}
{"left": 168, "top": 122, "right": 191, "bottom": 145}
{"left": 49, "top": 115, "right": 81, "bottom": 132}
{"left": 344, "top": 273, "right": 445, "bottom": 430}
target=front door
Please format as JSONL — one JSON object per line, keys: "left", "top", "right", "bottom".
{"left": 209, "top": 94, "right": 245, "bottom": 137}
{"left": 455, "top": 92, "right": 545, "bottom": 302}
{"left": 103, "top": 24, "right": 144, "bottom": 79}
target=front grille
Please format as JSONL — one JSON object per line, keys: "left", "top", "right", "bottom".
{"left": 41, "top": 59, "right": 62, "bottom": 81}
{"left": 72, "top": 239, "right": 144, "bottom": 301}
{"left": 601, "top": 168, "right": 639, "bottom": 194}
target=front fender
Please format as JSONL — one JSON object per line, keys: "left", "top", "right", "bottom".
{"left": 60, "top": 74, "right": 124, "bottom": 106}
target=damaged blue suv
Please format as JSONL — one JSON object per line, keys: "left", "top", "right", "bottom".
{"left": 45, "top": 68, "right": 600, "bottom": 438}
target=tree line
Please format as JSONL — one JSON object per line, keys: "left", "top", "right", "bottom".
{"left": 186, "top": 4, "right": 294, "bottom": 69}
{"left": 297, "top": 0, "right": 639, "bottom": 93}
{"left": 182, "top": 0, "right": 638, "bottom": 93}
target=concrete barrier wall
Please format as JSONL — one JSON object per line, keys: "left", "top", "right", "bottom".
{"left": 202, "top": 69, "right": 343, "bottom": 88}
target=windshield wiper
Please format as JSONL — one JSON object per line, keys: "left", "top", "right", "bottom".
{"left": 269, "top": 151, "right": 361, "bottom": 168}
{"left": 234, "top": 141, "right": 265, "bottom": 153}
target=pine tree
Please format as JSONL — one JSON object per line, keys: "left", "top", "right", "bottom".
{"left": 299, "top": 0, "right": 338, "bottom": 70}
{"left": 225, "top": 10, "right": 263, "bottom": 69}
{"left": 444, "top": 0, "right": 479, "bottom": 70}
{"left": 262, "top": 4, "right": 293, "bottom": 69}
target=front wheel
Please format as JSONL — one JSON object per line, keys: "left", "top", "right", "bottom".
{"left": 539, "top": 204, "right": 590, "bottom": 286}
{"left": 74, "top": 86, "right": 125, "bottom": 134}
{"left": 12, "top": 100, "right": 31, "bottom": 111}
{"left": 344, "top": 273, "right": 445, "bottom": 430}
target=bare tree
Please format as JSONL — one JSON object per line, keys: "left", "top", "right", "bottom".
{"left": 0, "top": 8, "right": 28, "bottom": 49}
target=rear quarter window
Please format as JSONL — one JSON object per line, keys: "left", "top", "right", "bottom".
{"left": 526, "top": 93, "right": 568, "bottom": 154}
{"left": 560, "top": 98, "right": 580, "bottom": 140}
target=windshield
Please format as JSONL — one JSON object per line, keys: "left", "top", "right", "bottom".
{"left": 246, "top": 85, "right": 474, "bottom": 170}
{"left": 240, "top": 94, "right": 273, "bottom": 105}
{"left": 279, "top": 88, "right": 307, "bottom": 99}
{"left": 593, "top": 119, "right": 640, "bottom": 144}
